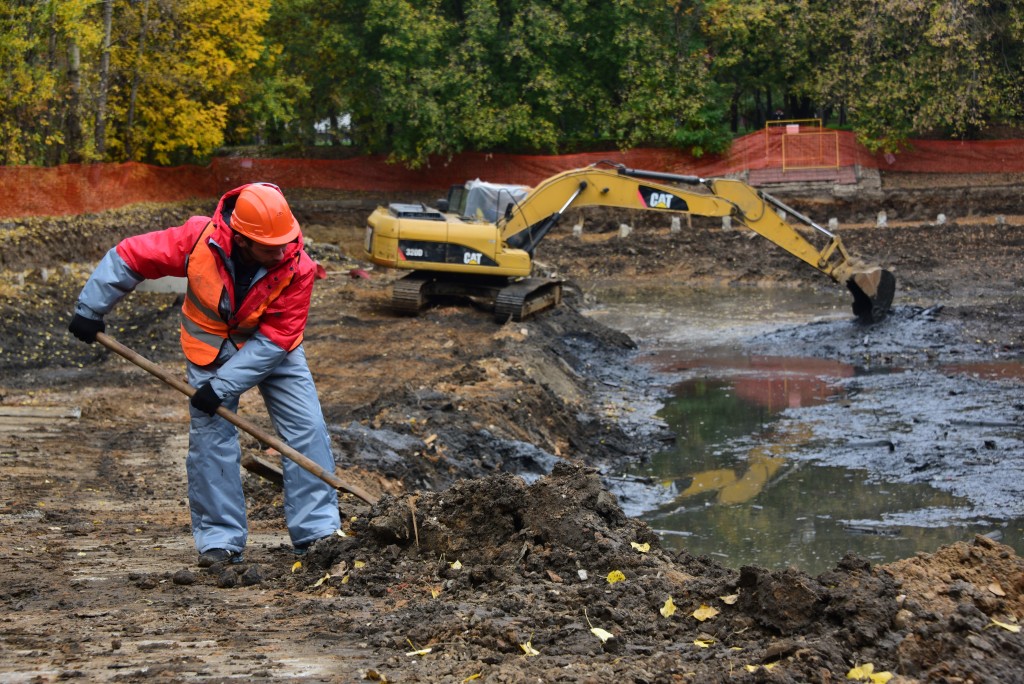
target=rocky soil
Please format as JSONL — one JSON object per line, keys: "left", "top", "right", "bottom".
{"left": 0, "top": 171, "right": 1022, "bottom": 682}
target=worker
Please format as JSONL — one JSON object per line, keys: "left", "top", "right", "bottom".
{"left": 68, "top": 183, "right": 341, "bottom": 567}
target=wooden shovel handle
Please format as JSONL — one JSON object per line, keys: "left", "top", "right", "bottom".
{"left": 95, "top": 332, "right": 378, "bottom": 505}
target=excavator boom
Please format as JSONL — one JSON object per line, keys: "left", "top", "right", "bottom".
{"left": 364, "top": 163, "right": 895, "bottom": 322}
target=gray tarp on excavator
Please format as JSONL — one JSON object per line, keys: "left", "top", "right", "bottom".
{"left": 462, "top": 180, "right": 530, "bottom": 222}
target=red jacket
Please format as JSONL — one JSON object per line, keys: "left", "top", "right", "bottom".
{"left": 114, "top": 190, "right": 315, "bottom": 362}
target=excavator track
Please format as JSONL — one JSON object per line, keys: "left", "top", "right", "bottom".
{"left": 390, "top": 272, "right": 432, "bottom": 313}
{"left": 493, "top": 278, "right": 563, "bottom": 322}
{"left": 390, "top": 272, "right": 562, "bottom": 321}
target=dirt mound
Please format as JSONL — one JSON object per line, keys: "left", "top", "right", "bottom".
{"left": 289, "top": 463, "right": 1024, "bottom": 682}
{"left": 886, "top": 536, "right": 1024, "bottom": 681}
{"left": 312, "top": 462, "right": 657, "bottom": 576}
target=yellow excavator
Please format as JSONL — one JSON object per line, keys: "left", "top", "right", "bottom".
{"left": 363, "top": 162, "right": 895, "bottom": 323}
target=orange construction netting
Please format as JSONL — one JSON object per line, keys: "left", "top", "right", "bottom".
{"left": 3, "top": 131, "right": 1024, "bottom": 219}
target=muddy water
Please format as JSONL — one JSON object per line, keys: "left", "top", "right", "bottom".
{"left": 586, "top": 285, "right": 1024, "bottom": 576}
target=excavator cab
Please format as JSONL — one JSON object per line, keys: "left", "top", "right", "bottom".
{"left": 436, "top": 180, "right": 529, "bottom": 222}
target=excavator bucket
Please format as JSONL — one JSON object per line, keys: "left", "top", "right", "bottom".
{"left": 847, "top": 268, "right": 896, "bottom": 324}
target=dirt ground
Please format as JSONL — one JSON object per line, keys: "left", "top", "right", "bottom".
{"left": 1, "top": 171, "right": 1023, "bottom": 682}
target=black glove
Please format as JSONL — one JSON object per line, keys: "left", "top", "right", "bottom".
{"left": 69, "top": 313, "right": 105, "bottom": 344}
{"left": 190, "top": 383, "right": 223, "bottom": 416}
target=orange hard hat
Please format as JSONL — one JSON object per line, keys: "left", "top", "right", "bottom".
{"left": 230, "top": 183, "right": 300, "bottom": 245}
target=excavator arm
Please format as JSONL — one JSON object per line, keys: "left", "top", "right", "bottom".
{"left": 495, "top": 164, "right": 895, "bottom": 322}
{"left": 364, "top": 162, "right": 895, "bottom": 322}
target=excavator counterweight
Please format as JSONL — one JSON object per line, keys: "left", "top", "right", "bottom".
{"left": 364, "top": 163, "right": 895, "bottom": 323}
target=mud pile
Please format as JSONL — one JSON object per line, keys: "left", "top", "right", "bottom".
{"left": 293, "top": 463, "right": 1023, "bottom": 682}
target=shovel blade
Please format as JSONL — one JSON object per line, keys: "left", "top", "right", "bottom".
{"left": 847, "top": 269, "right": 896, "bottom": 323}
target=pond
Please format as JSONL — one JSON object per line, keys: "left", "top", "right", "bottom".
{"left": 586, "top": 284, "right": 1024, "bottom": 576}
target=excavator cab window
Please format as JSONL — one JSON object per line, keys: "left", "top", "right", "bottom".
{"left": 445, "top": 184, "right": 468, "bottom": 216}
{"left": 462, "top": 181, "right": 530, "bottom": 222}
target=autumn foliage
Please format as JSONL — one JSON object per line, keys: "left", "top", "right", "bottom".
{"left": 3, "top": 0, "right": 1024, "bottom": 168}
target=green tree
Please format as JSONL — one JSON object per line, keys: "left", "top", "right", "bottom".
{"left": 279, "top": 0, "right": 734, "bottom": 168}
{"left": 805, "top": 0, "right": 1022, "bottom": 151}
{"left": 699, "top": 0, "right": 814, "bottom": 132}
{"left": 246, "top": 0, "right": 350, "bottom": 148}
{"left": 611, "top": 0, "right": 730, "bottom": 155}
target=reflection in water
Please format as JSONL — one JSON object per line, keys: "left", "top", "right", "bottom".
{"left": 679, "top": 453, "right": 784, "bottom": 505}
{"left": 593, "top": 285, "right": 1024, "bottom": 576}
{"left": 630, "top": 375, "right": 992, "bottom": 575}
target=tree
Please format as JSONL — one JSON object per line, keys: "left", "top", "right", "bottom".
{"left": 105, "top": 0, "right": 274, "bottom": 164}
{"left": 699, "top": 0, "right": 814, "bottom": 133}
{"left": 0, "top": 1, "right": 98, "bottom": 165}
{"left": 610, "top": 0, "right": 730, "bottom": 155}
{"left": 94, "top": 0, "right": 113, "bottom": 157}
{"left": 274, "top": 0, "right": 735, "bottom": 168}
{"left": 8, "top": 0, "right": 1024, "bottom": 167}
{"left": 804, "top": 0, "right": 1023, "bottom": 151}
{"left": 0, "top": 0, "right": 276, "bottom": 165}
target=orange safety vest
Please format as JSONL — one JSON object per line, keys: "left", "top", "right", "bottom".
{"left": 180, "top": 222, "right": 297, "bottom": 365}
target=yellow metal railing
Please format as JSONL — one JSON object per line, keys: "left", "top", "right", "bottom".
{"left": 764, "top": 119, "right": 840, "bottom": 170}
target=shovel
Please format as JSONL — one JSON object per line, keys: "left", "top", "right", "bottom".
{"left": 95, "top": 331, "right": 378, "bottom": 505}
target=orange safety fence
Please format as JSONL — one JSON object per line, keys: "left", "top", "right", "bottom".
{"left": 782, "top": 132, "right": 840, "bottom": 170}
{"left": 872, "top": 138, "right": 1024, "bottom": 173}
{"left": 3, "top": 130, "right": 1024, "bottom": 219}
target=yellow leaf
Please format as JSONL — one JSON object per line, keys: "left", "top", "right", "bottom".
{"left": 462, "top": 674, "right": 481, "bottom": 682}
{"left": 745, "top": 665, "right": 758, "bottom": 673}
{"left": 692, "top": 604, "right": 719, "bottom": 621}
{"left": 719, "top": 593, "right": 739, "bottom": 605}
{"left": 630, "top": 542, "right": 650, "bottom": 553}
{"left": 660, "top": 597, "right": 677, "bottom": 618}
{"left": 354, "top": 560, "right": 366, "bottom": 568}
{"left": 989, "top": 618, "right": 1021, "bottom": 633}
{"left": 520, "top": 641, "right": 540, "bottom": 656}
{"left": 693, "top": 638, "right": 714, "bottom": 648}
{"left": 291, "top": 561, "right": 302, "bottom": 573}
{"left": 606, "top": 570, "right": 626, "bottom": 584}
{"left": 848, "top": 663, "right": 892, "bottom": 682}
{"left": 312, "top": 573, "right": 330, "bottom": 588}
{"left": 591, "top": 627, "right": 614, "bottom": 643}
{"left": 451, "top": 560, "right": 462, "bottom": 570}
{"left": 431, "top": 586, "right": 441, "bottom": 599}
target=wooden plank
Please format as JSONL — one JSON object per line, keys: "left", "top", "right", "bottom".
{"left": 0, "top": 405, "right": 81, "bottom": 419}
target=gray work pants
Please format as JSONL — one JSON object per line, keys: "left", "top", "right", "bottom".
{"left": 185, "top": 345, "right": 340, "bottom": 553}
